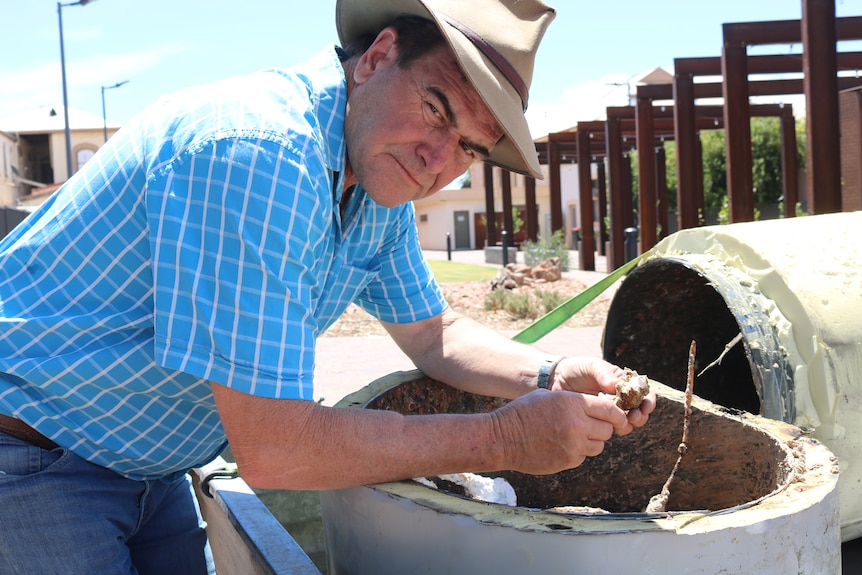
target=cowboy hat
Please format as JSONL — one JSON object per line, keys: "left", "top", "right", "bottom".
{"left": 336, "top": 0, "right": 555, "bottom": 179}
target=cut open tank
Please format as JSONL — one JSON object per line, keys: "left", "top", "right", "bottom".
{"left": 603, "top": 211, "right": 862, "bottom": 540}
{"left": 320, "top": 370, "right": 840, "bottom": 574}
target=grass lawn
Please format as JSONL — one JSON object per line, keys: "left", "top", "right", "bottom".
{"left": 427, "top": 260, "right": 498, "bottom": 283}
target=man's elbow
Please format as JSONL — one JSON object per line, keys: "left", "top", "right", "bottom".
{"left": 231, "top": 449, "right": 309, "bottom": 491}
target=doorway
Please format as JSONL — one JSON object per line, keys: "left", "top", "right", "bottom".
{"left": 453, "top": 210, "right": 471, "bottom": 249}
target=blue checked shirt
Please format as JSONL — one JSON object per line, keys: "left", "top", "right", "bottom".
{"left": 0, "top": 46, "right": 447, "bottom": 480}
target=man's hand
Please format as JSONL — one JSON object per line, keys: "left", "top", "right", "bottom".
{"left": 489, "top": 388, "right": 628, "bottom": 475}
{"left": 552, "top": 357, "right": 656, "bottom": 434}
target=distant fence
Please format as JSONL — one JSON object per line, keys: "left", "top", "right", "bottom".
{"left": 0, "top": 207, "right": 29, "bottom": 241}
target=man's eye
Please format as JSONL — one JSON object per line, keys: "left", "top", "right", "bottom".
{"left": 460, "top": 142, "right": 476, "bottom": 159}
{"left": 426, "top": 102, "right": 445, "bottom": 126}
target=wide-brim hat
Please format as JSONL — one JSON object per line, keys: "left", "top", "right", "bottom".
{"left": 336, "top": 0, "right": 555, "bottom": 179}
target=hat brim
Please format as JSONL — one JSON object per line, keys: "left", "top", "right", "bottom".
{"left": 336, "top": 0, "right": 544, "bottom": 179}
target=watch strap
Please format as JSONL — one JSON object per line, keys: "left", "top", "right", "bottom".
{"left": 537, "top": 356, "right": 564, "bottom": 389}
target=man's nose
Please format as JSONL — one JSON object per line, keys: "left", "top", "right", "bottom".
{"left": 420, "top": 130, "right": 460, "bottom": 173}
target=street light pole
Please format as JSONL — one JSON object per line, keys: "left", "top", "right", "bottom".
{"left": 58, "top": 0, "right": 94, "bottom": 181}
{"left": 101, "top": 80, "right": 129, "bottom": 143}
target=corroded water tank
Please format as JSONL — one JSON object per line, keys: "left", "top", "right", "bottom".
{"left": 603, "top": 211, "right": 862, "bottom": 540}
{"left": 320, "top": 372, "right": 839, "bottom": 574}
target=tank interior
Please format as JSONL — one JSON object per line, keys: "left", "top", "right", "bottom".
{"left": 603, "top": 258, "right": 762, "bottom": 415}
{"left": 366, "top": 376, "right": 791, "bottom": 514}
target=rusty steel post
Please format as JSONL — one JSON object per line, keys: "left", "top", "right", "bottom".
{"left": 673, "top": 69, "right": 701, "bottom": 230}
{"left": 803, "top": 0, "right": 842, "bottom": 214}
{"left": 780, "top": 105, "right": 799, "bottom": 217}
{"left": 597, "top": 159, "right": 608, "bottom": 256}
{"left": 695, "top": 133, "right": 705, "bottom": 224}
{"left": 577, "top": 128, "right": 595, "bottom": 271}
{"left": 548, "top": 138, "right": 563, "bottom": 234}
{"left": 636, "top": 90, "right": 658, "bottom": 251}
{"left": 656, "top": 144, "right": 669, "bottom": 240}
{"left": 606, "top": 115, "right": 627, "bottom": 270}
{"left": 722, "top": 34, "right": 755, "bottom": 223}
{"left": 483, "top": 163, "right": 496, "bottom": 247}
{"left": 524, "top": 176, "right": 538, "bottom": 242}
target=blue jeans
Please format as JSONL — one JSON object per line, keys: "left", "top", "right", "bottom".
{"left": 0, "top": 431, "right": 215, "bottom": 575}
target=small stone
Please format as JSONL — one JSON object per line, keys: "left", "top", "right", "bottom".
{"left": 615, "top": 368, "right": 650, "bottom": 410}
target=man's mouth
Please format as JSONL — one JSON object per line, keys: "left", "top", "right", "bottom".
{"left": 393, "top": 156, "right": 425, "bottom": 193}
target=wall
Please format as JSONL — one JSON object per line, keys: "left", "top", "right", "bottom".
{"left": 413, "top": 162, "right": 586, "bottom": 251}
{"left": 0, "top": 132, "right": 16, "bottom": 206}
{"left": 50, "top": 128, "right": 108, "bottom": 183}
{"left": 414, "top": 186, "right": 487, "bottom": 251}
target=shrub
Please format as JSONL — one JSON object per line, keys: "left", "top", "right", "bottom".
{"left": 522, "top": 230, "right": 569, "bottom": 271}
{"left": 502, "top": 292, "right": 537, "bottom": 319}
{"left": 484, "top": 289, "right": 509, "bottom": 311}
{"left": 534, "top": 289, "right": 566, "bottom": 313}
{"left": 484, "top": 288, "right": 567, "bottom": 320}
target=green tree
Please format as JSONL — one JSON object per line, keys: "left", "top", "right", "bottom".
{"left": 511, "top": 207, "right": 524, "bottom": 235}
{"left": 750, "top": 117, "right": 784, "bottom": 206}
{"left": 618, "top": 116, "right": 806, "bottom": 226}
{"left": 663, "top": 141, "right": 678, "bottom": 212}
{"left": 699, "top": 116, "right": 807, "bottom": 219}
{"left": 627, "top": 141, "right": 677, "bottom": 215}
{"left": 700, "top": 129, "right": 727, "bottom": 211}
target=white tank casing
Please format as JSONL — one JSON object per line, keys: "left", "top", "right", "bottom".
{"left": 321, "top": 375, "right": 840, "bottom": 574}
{"left": 605, "top": 211, "right": 862, "bottom": 540}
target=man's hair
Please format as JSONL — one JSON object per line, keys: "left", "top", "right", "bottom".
{"left": 342, "top": 15, "right": 446, "bottom": 67}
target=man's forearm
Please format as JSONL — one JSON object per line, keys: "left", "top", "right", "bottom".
{"left": 214, "top": 382, "right": 509, "bottom": 490}
{"left": 385, "top": 310, "right": 553, "bottom": 400}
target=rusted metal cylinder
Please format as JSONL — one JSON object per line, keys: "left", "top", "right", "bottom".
{"left": 603, "top": 211, "right": 862, "bottom": 540}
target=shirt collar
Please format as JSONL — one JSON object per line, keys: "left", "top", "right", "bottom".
{"left": 304, "top": 45, "right": 349, "bottom": 177}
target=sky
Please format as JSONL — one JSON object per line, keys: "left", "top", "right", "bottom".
{"left": 2, "top": 0, "right": 862, "bottom": 137}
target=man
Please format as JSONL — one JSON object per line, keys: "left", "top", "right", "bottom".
{"left": 0, "top": 0, "right": 655, "bottom": 572}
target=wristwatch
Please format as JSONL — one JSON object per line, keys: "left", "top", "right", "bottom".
{"left": 537, "top": 356, "right": 564, "bottom": 389}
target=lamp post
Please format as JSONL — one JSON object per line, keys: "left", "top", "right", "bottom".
{"left": 58, "top": 0, "right": 94, "bottom": 180}
{"left": 101, "top": 80, "right": 129, "bottom": 142}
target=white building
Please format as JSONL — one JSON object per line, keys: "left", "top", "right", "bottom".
{"left": 413, "top": 158, "right": 594, "bottom": 251}
{"left": 0, "top": 105, "right": 121, "bottom": 208}
{"left": 0, "top": 130, "right": 16, "bottom": 207}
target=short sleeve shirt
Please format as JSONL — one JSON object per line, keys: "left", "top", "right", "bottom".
{"left": 0, "top": 46, "right": 447, "bottom": 480}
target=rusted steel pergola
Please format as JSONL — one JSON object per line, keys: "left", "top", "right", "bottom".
{"left": 481, "top": 2, "right": 861, "bottom": 271}
{"left": 537, "top": 102, "right": 797, "bottom": 271}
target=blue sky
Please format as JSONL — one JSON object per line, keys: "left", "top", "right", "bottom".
{"left": 2, "top": 0, "right": 861, "bottom": 136}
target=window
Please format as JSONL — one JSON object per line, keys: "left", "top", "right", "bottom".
{"left": 75, "top": 147, "right": 96, "bottom": 173}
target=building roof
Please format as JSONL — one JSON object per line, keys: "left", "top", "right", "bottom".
{"left": 632, "top": 67, "right": 673, "bottom": 85}
{"left": 0, "top": 105, "right": 120, "bottom": 134}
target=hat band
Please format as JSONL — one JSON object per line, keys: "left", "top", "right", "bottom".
{"left": 435, "top": 11, "right": 529, "bottom": 112}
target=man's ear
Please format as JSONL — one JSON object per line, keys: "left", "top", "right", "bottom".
{"left": 353, "top": 27, "right": 399, "bottom": 85}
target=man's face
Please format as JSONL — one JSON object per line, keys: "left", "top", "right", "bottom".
{"left": 344, "top": 29, "right": 504, "bottom": 207}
